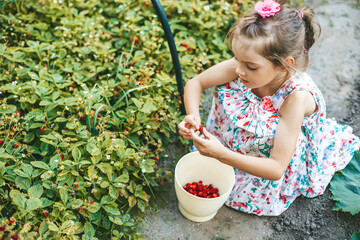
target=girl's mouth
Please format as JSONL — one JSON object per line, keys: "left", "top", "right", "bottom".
{"left": 240, "top": 78, "right": 248, "bottom": 84}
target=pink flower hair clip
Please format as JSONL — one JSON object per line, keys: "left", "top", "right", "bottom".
{"left": 255, "top": 0, "right": 281, "bottom": 18}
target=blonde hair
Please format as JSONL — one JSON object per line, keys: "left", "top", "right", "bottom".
{"left": 228, "top": 1, "right": 321, "bottom": 73}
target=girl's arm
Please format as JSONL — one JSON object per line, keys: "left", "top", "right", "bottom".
{"left": 185, "top": 58, "right": 238, "bottom": 116}
{"left": 178, "top": 58, "right": 238, "bottom": 138}
{"left": 191, "top": 90, "right": 316, "bottom": 180}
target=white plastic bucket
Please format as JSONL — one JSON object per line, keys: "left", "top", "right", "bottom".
{"left": 174, "top": 151, "right": 235, "bottom": 222}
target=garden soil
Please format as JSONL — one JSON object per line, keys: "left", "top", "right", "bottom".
{"left": 140, "top": 0, "right": 360, "bottom": 239}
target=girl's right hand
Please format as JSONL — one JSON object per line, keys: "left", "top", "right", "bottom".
{"left": 178, "top": 114, "right": 201, "bottom": 140}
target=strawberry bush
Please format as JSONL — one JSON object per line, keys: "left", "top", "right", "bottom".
{"left": 0, "top": 0, "right": 252, "bottom": 239}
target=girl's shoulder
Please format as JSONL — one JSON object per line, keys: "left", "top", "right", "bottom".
{"left": 272, "top": 72, "right": 325, "bottom": 112}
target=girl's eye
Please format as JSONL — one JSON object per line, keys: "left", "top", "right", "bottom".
{"left": 247, "top": 66, "right": 257, "bottom": 71}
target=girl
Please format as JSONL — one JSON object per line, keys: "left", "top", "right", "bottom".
{"left": 177, "top": 0, "right": 360, "bottom": 216}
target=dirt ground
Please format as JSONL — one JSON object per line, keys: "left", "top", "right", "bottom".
{"left": 140, "top": 0, "right": 360, "bottom": 239}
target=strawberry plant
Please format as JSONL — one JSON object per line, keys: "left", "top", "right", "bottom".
{"left": 0, "top": 0, "right": 252, "bottom": 238}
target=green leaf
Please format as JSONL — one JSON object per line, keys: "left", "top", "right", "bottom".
{"left": 330, "top": 152, "right": 360, "bottom": 215}
{"left": 49, "top": 154, "right": 61, "bottom": 170}
{"left": 0, "top": 162, "right": 5, "bottom": 176}
{"left": 26, "top": 197, "right": 42, "bottom": 210}
{"left": 60, "top": 188, "right": 68, "bottom": 204}
{"left": 39, "top": 221, "right": 48, "bottom": 237}
{"left": 103, "top": 203, "right": 121, "bottom": 215}
{"left": 10, "top": 190, "right": 26, "bottom": 209}
{"left": 351, "top": 232, "right": 360, "bottom": 240}
{"left": 47, "top": 221, "right": 59, "bottom": 232}
{"left": 128, "top": 195, "right": 137, "bottom": 208}
{"left": 135, "top": 189, "right": 149, "bottom": 202}
{"left": 140, "top": 100, "right": 157, "bottom": 115}
{"left": 87, "top": 142, "right": 101, "bottom": 156}
{"left": 100, "top": 195, "right": 114, "bottom": 205}
{"left": 0, "top": 148, "right": 13, "bottom": 159}
{"left": 40, "top": 197, "right": 54, "bottom": 207}
{"left": 109, "top": 216, "right": 123, "bottom": 226}
{"left": 31, "top": 161, "right": 51, "bottom": 171}
{"left": 83, "top": 222, "right": 96, "bottom": 239}
{"left": 14, "top": 169, "right": 30, "bottom": 178}
{"left": 137, "top": 199, "right": 146, "bottom": 212}
{"left": 72, "top": 147, "right": 81, "bottom": 161}
{"left": 28, "top": 71, "right": 39, "bottom": 80}
{"left": 115, "top": 169, "right": 129, "bottom": 183}
{"left": 15, "top": 176, "right": 31, "bottom": 190}
{"left": 28, "top": 184, "right": 43, "bottom": 199}
{"left": 69, "top": 199, "right": 83, "bottom": 209}
{"left": 88, "top": 202, "right": 101, "bottom": 213}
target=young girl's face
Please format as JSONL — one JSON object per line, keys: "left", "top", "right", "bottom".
{"left": 232, "top": 37, "right": 285, "bottom": 95}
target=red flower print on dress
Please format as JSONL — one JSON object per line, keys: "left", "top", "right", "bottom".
{"left": 252, "top": 208, "right": 263, "bottom": 215}
{"left": 232, "top": 201, "right": 248, "bottom": 209}
{"left": 261, "top": 97, "right": 276, "bottom": 113}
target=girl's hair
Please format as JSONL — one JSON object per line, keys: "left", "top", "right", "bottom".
{"left": 228, "top": 0, "right": 321, "bottom": 73}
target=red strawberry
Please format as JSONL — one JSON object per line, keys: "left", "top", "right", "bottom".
{"left": 0, "top": 226, "right": 5, "bottom": 231}
{"left": 74, "top": 183, "right": 78, "bottom": 188}
{"left": 199, "top": 125, "right": 203, "bottom": 133}
{"left": 11, "top": 233, "right": 18, "bottom": 240}
{"left": 0, "top": 140, "right": 3, "bottom": 144}
{"left": 43, "top": 212, "right": 48, "bottom": 217}
{"left": 60, "top": 154, "right": 64, "bottom": 160}
{"left": 89, "top": 200, "right": 94, "bottom": 204}
{"left": 40, "top": 128, "right": 44, "bottom": 132}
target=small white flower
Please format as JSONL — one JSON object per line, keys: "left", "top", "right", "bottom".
{"left": 65, "top": 106, "right": 69, "bottom": 110}
{"left": 142, "top": 169, "right": 146, "bottom": 173}
{"left": 106, "top": 155, "right": 111, "bottom": 160}
{"left": 89, "top": 34, "right": 93, "bottom": 38}
{"left": 54, "top": 160, "right": 59, "bottom": 163}
{"left": 157, "top": 83, "right": 161, "bottom": 87}
{"left": 107, "top": 74, "right": 110, "bottom": 77}
{"left": 204, "top": 5, "right": 210, "bottom": 11}
{"left": 22, "top": 153, "right": 26, "bottom": 158}
{"left": 146, "top": 125, "right": 151, "bottom": 129}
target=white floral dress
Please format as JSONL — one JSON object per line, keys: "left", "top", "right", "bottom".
{"left": 206, "top": 72, "right": 360, "bottom": 216}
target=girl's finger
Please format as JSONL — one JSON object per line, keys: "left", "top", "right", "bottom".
{"left": 185, "top": 116, "right": 200, "bottom": 129}
{"left": 201, "top": 127, "right": 211, "bottom": 140}
{"left": 190, "top": 129, "right": 206, "bottom": 144}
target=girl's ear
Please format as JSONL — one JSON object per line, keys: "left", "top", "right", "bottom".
{"left": 285, "top": 56, "right": 295, "bottom": 67}
{"left": 279, "top": 56, "right": 295, "bottom": 72}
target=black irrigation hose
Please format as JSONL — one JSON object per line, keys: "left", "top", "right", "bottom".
{"left": 151, "top": 0, "right": 186, "bottom": 115}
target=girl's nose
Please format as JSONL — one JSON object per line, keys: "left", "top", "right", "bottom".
{"left": 235, "top": 64, "right": 245, "bottom": 77}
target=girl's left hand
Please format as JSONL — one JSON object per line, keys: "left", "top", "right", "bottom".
{"left": 190, "top": 127, "right": 226, "bottom": 160}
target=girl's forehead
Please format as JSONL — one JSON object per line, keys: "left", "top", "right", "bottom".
{"left": 231, "top": 37, "right": 265, "bottom": 60}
